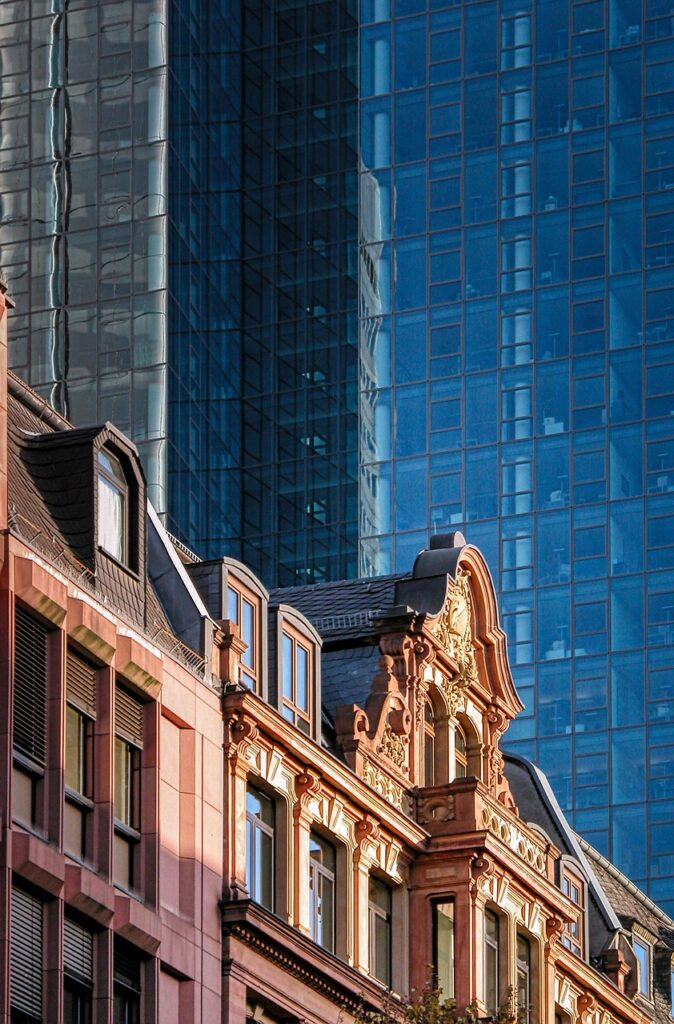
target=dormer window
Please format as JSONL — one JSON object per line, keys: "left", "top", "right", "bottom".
{"left": 282, "top": 629, "right": 311, "bottom": 735}
{"left": 227, "top": 583, "right": 259, "bottom": 691}
{"left": 97, "top": 448, "right": 128, "bottom": 564}
{"left": 633, "top": 933, "right": 652, "bottom": 999}
{"left": 561, "top": 868, "right": 584, "bottom": 957}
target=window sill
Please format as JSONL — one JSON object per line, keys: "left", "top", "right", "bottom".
{"left": 65, "top": 787, "right": 94, "bottom": 812}
{"left": 114, "top": 819, "right": 141, "bottom": 843}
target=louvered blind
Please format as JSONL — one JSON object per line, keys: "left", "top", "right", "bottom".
{"left": 14, "top": 606, "right": 48, "bottom": 766}
{"left": 66, "top": 650, "right": 97, "bottom": 719}
{"left": 11, "top": 886, "right": 43, "bottom": 1019}
{"left": 115, "top": 685, "right": 144, "bottom": 748}
{"left": 64, "top": 917, "right": 94, "bottom": 985}
{"left": 114, "top": 938, "right": 141, "bottom": 992}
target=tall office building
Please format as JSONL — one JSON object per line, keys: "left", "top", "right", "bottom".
{"left": 2, "top": 0, "right": 673, "bottom": 907}
{"left": 353, "top": 0, "right": 674, "bottom": 910}
{"left": 1, "top": 0, "right": 169, "bottom": 514}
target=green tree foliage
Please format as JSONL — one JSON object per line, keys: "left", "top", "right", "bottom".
{"left": 347, "top": 985, "right": 519, "bottom": 1024}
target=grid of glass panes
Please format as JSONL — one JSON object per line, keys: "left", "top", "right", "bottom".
{"left": 357, "top": 0, "right": 674, "bottom": 911}
{"left": 3, "top": 0, "right": 169, "bottom": 515}
{"left": 166, "top": 0, "right": 361, "bottom": 585}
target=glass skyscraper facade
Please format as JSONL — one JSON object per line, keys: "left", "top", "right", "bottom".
{"left": 1, "top": 0, "right": 673, "bottom": 908}
{"left": 1, "top": 0, "right": 169, "bottom": 514}
{"left": 167, "top": 0, "right": 361, "bottom": 581}
{"left": 356, "top": 0, "right": 674, "bottom": 910}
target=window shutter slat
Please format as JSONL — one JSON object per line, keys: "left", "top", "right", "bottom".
{"left": 66, "top": 650, "right": 97, "bottom": 719}
{"left": 11, "top": 886, "right": 43, "bottom": 1018}
{"left": 64, "top": 917, "right": 94, "bottom": 984}
{"left": 14, "top": 606, "right": 48, "bottom": 765}
{"left": 114, "top": 939, "right": 141, "bottom": 991}
{"left": 115, "top": 686, "right": 144, "bottom": 747}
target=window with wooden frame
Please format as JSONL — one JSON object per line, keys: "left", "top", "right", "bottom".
{"left": 309, "top": 832, "right": 336, "bottom": 953}
{"left": 516, "top": 933, "right": 532, "bottom": 1024}
{"left": 423, "top": 700, "right": 436, "bottom": 786}
{"left": 368, "top": 876, "right": 392, "bottom": 987}
{"left": 13, "top": 605, "right": 49, "bottom": 830}
{"left": 281, "top": 628, "right": 312, "bottom": 735}
{"left": 11, "top": 886, "right": 43, "bottom": 1024}
{"left": 561, "top": 868, "right": 584, "bottom": 957}
{"left": 97, "top": 447, "right": 129, "bottom": 566}
{"left": 226, "top": 581, "right": 260, "bottom": 691}
{"left": 113, "top": 684, "right": 144, "bottom": 892}
{"left": 484, "top": 908, "right": 500, "bottom": 1013}
{"left": 433, "top": 899, "right": 455, "bottom": 1001}
{"left": 245, "top": 785, "right": 275, "bottom": 911}
{"left": 633, "top": 933, "right": 652, "bottom": 1000}
{"left": 64, "top": 649, "right": 97, "bottom": 861}
{"left": 454, "top": 723, "right": 468, "bottom": 779}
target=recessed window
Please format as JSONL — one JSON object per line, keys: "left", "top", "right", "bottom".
{"left": 368, "top": 876, "right": 392, "bottom": 987}
{"left": 424, "top": 700, "right": 436, "bottom": 786}
{"left": 113, "top": 685, "right": 144, "bottom": 891}
{"left": 11, "top": 886, "right": 43, "bottom": 1023}
{"left": 433, "top": 900, "right": 455, "bottom": 1001}
{"left": 97, "top": 447, "right": 128, "bottom": 564}
{"left": 13, "top": 606, "right": 49, "bottom": 829}
{"left": 64, "top": 649, "right": 97, "bottom": 860}
{"left": 64, "top": 917, "right": 94, "bottom": 1023}
{"left": 455, "top": 723, "right": 467, "bottom": 779}
{"left": 114, "top": 939, "right": 141, "bottom": 1024}
{"left": 246, "top": 786, "right": 274, "bottom": 910}
{"left": 517, "top": 934, "right": 531, "bottom": 1024}
{"left": 484, "top": 909, "right": 500, "bottom": 1013}
{"left": 633, "top": 935, "right": 651, "bottom": 999}
{"left": 561, "top": 869, "right": 584, "bottom": 957}
{"left": 226, "top": 583, "right": 259, "bottom": 691}
{"left": 309, "top": 833, "right": 336, "bottom": 953}
{"left": 281, "top": 630, "right": 311, "bottom": 735}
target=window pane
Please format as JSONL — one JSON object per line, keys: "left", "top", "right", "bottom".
{"left": 242, "top": 599, "right": 255, "bottom": 669}
{"left": 65, "top": 704, "right": 84, "bottom": 793}
{"left": 227, "top": 586, "right": 238, "bottom": 624}
{"left": 296, "top": 644, "right": 308, "bottom": 711}
{"left": 114, "top": 736, "right": 130, "bottom": 823}
{"left": 435, "top": 901, "right": 455, "bottom": 999}
{"left": 98, "top": 474, "right": 125, "bottom": 562}
{"left": 282, "top": 634, "right": 293, "bottom": 700}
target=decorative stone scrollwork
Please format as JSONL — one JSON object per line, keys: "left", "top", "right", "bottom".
{"left": 439, "top": 675, "right": 466, "bottom": 718}
{"left": 295, "top": 770, "right": 322, "bottom": 804}
{"left": 417, "top": 792, "right": 455, "bottom": 824}
{"left": 362, "top": 759, "right": 406, "bottom": 812}
{"left": 377, "top": 722, "right": 407, "bottom": 768}
{"left": 354, "top": 814, "right": 381, "bottom": 850}
{"left": 433, "top": 568, "right": 479, "bottom": 689}
{"left": 577, "top": 993, "right": 597, "bottom": 1024}
{"left": 224, "top": 712, "right": 259, "bottom": 764}
{"left": 481, "top": 804, "right": 547, "bottom": 874}
{"left": 545, "top": 915, "right": 565, "bottom": 954}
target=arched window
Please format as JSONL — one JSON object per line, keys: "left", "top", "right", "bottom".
{"left": 454, "top": 723, "right": 467, "bottom": 779}
{"left": 424, "top": 700, "right": 436, "bottom": 786}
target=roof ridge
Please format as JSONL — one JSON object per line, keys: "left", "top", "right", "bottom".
{"left": 8, "top": 372, "right": 72, "bottom": 431}
{"left": 576, "top": 833, "right": 674, "bottom": 929}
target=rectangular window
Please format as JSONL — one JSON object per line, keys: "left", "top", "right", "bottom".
{"left": 281, "top": 630, "right": 311, "bottom": 735}
{"left": 113, "top": 685, "right": 143, "bottom": 891}
{"left": 484, "top": 909, "right": 500, "bottom": 1013}
{"left": 97, "top": 448, "right": 129, "bottom": 565}
{"left": 11, "top": 886, "right": 43, "bottom": 1022}
{"left": 433, "top": 900, "right": 455, "bottom": 1000}
{"left": 309, "top": 833, "right": 336, "bottom": 953}
{"left": 368, "top": 876, "right": 392, "bottom": 987}
{"left": 633, "top": 935, "right": 651, "bottom": 998}
{"left": 13, "top": 606, "right": 48, "bottom": 828}
{"left": 561, "top": 871, "right": 584, "bottom": 956}
{"left": 64, "top": 650, "right": 96, "bottom": 860}
{"left": 517, "top": 934, "right": 531, "bottom": 1024}
{"left": 226, "top": 583, "right": 259, "bottom": 691}
{"left": 114, "top": 939, "right": 141, "bottom": 1024}
{"left": 245, "top": 786, "right": 274, "bottom": 910}
{"left": 64, "top": 917, "right": 93, "bottom": 1024}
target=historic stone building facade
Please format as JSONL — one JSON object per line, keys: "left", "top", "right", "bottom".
{"left": 1, "top": 278, "right": 672, "bottom": 1023}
